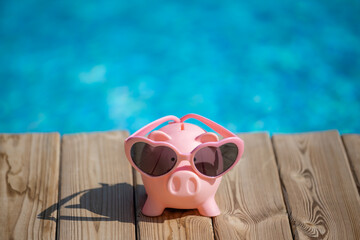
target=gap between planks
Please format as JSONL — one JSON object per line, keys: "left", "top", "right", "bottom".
{"left": 271, "top": 136, "right": 300, "bottom": 240}
{"left": 342, "top": 134, "right": 360, "bottom": 195}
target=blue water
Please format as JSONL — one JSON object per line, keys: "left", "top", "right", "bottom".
{"left": 1, "top": 0, "right": 359, "bottom": 134}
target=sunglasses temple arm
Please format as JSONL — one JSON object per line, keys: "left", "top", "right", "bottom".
{"left": 180, "top": 113, "right": 236, "bottom": 138}
{"left": 128, "top": 115, "right": 181, "bottom": 138}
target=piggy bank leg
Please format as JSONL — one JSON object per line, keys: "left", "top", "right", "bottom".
{"left": 142, "top": 197, "right": 165, "bottom": 217}
{"left": 197, "top": 197, "right": 220, "bottom": 217}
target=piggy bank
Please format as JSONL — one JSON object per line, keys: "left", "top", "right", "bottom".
{"left": 124, "top": 114, "right": 244, "bottom": 217}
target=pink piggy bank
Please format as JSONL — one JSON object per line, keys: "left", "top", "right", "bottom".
{"left": 125, "top": 114, "right": 244, "bottom": 217}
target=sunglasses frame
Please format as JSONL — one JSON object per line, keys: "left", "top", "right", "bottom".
{"left": 124, "top": 114, "right": 244, "bottom": 179}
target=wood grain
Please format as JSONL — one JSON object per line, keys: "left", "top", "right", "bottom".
{"left": 134, "top": 170, "right": 214, "bottom": 240}
{"left": 342, "top": 134, "right": 360, "bottom": 193}
{"left": 58, "top": 131, "right": 135, "bottom": 240}
{"left": 273, "top": 130, "right": 360, "bottom": 239}
{"left": 0, "top": 133, "right": 60, "bottom": 240}
{"left": 213, "top": 133, "right": 292, "bottom": 240}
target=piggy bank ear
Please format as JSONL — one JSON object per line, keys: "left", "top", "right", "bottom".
{"left": 195, "top": 132, "right": 219, "bottom": 143}
{"left": 148, "top": 130, "right": 172, "bottom": 141}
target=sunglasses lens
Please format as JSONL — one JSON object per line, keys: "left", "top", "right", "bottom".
{"left": 130, "top": 142, "right": 177, "bottom": 176}
{"left": 194, "top": 143, "right": 238, "bottom": 177}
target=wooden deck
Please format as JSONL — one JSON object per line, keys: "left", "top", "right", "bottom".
{"left": 0, "top": 130, "right": 359, "bottom": 239}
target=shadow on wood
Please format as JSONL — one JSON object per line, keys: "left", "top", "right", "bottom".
{"left": 38, "top": 183, "right": 135, "bottom": 223}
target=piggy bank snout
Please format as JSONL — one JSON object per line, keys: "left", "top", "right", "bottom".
{"left": 167, "top": 171, "right": 201, "bottom": 196}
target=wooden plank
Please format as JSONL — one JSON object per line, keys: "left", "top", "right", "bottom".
{"left": 0, "top": 133, "right": 60, "bottom": 240}
{"left": 342, "top": 134, "right": 360, "bottom": 193}
{"left": 272, "top": 130, "right": 360, "bottom": 239}
{"left": 58, "top": 131, "right": 135, "bottom": 240}
{"left": 134, "top": 170, "right": 214, "bottom": 240}
{"left": 213, "top": 133, "right": 293, "bottom": 239}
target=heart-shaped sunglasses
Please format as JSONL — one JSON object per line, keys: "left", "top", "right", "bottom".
{"left": 124, "top": 114, "right": 244, "bottom": 178}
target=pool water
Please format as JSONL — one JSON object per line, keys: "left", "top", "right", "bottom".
{"left": 1, "top": 0, "right": 359, "bottom": 134}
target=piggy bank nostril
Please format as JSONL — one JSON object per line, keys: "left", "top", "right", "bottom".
{"left": 187, "top": 177, "right": 198, "bottom": 194}
{"left": 170, "top": 176, "right": 181, "bottom": 192}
